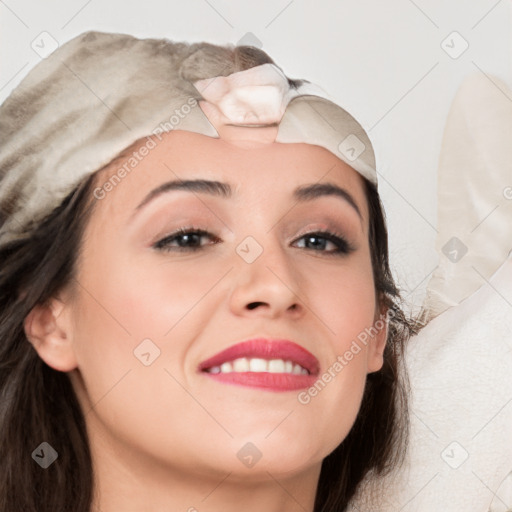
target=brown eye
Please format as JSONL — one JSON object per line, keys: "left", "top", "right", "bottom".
{"left": 153, "top": 228, "right": 220, "bottom": 252}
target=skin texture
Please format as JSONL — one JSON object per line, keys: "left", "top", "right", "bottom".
{"left": 25, "top": 129, "right": 387, "bottom": 512}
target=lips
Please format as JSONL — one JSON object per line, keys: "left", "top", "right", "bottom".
{"left": 198, "top": 338, "right": 320, "bottom": 391}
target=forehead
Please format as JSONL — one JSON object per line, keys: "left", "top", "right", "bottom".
{"left": 91, "top": 130, "right": 368, "bottom": 222}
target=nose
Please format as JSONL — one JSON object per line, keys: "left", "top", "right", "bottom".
{"left": 228, "top": 237, "right": 306, "bottom": 319}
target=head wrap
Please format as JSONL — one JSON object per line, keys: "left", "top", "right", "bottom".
{"left": 0, "top": 30, "right": 376, "bottom": 248}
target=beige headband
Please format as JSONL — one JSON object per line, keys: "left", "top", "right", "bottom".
{"left": 0, "top": 30, "right": 376, "bottom": 248}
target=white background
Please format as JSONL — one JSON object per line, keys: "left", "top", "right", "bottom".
{"left": 1, "top": 0, "right": 511, "bottom": 313}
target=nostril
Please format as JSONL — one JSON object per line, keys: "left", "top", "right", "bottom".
{"left": 247, "top": 302, "right": 266, "bottom": 310}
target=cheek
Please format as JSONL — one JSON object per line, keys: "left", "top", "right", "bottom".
{"left": 308, "top": 255, "right": 377, "bottom": 349}
{"left": 68, "top": 251, "right": 227, "bottom": 472}
{"left": 69, "top": 246, "right": 227, "bottom": 402}
{"left": 294, "top": 256, "right": 377, "bottom": 455}
{"left": 74, "top": 247, "right": 225, "bottom": 341}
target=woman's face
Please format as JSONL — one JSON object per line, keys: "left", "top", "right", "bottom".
{"left": 46, "top": 130, "right": 386, "bottom": 482}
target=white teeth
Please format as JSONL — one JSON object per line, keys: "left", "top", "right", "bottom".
{"left": 292, "top": 364, "right": 303, "bottom": 375}
{"left": 268, "top": 359, "right": 285, "bottom": 373}
{"left": 233, "top": 357, "right": 249, "bottom": 372}
{"left": 249, "top": 358, "right": 267, "bottom": 372}
{"left": 208, "top": 357, "right": 309, "bottom": 375}
{"left": 220, "top": 362, "right": 233, "bottom": 373}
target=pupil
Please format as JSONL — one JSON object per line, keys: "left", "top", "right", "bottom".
{"left": 180, "top": 234, "right": 200, "bottom": 247}
{"left": 307, "top": 236, "right": 325, "bottom": 249}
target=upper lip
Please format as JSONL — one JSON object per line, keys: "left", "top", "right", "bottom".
{"left": 198, "top": 338, "right": 320, "bottom": 375}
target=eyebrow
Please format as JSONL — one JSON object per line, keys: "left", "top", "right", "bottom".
{"left": 132, "top": 179, "right": 362, "bottom": 220}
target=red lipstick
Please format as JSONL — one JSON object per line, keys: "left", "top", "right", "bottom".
{"left": 198, "top": 338, "right": 320, "bottom": 391}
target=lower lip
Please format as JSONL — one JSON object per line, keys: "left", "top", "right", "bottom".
{"left": 202, "top": 371, "right": 317, "bottom": 391}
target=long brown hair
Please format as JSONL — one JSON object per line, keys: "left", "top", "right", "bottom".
{"left": 0, "top": 44, "right": 420, "bottom": 511}
{"left": 0, "top": 175, "right": 97, "bottom": 511}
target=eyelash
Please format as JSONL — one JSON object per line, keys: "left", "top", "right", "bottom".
{"left": 152, "top": 226, "right": 355, "bottom": 256}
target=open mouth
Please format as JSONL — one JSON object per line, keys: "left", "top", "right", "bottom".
{"left": 198, "top": 338, "right": 319, "bottom": 391}
{"left": 205, "top": 357, "right": 310, "bottom": 375}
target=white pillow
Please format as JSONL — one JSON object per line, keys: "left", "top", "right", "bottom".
{"left": 349, "top": 251, "right": 512, "bottom": 511}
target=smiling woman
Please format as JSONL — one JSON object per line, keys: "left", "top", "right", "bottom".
{"left": 0, "top": 31, "right": 419, "bottom": 512}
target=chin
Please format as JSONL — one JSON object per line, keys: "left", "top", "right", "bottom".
{"left": 218, "top": 431, "right": 334, "bottom": 479}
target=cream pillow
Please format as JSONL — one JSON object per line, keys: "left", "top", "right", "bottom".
{"left": 349, "top": 73, "right": 512, "bottom": 511}
{"left": 423, "top": 73, "right": 512, "bottom": 320}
